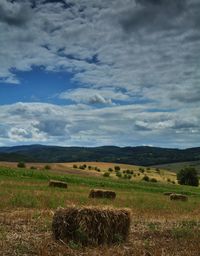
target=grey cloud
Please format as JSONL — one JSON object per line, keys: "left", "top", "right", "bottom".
{"left": 120, "top": 0, "right": 187, "bottom": 33}
{"left": 0, "top": 1, "right": 32, "bottom": 26}
{"left": 34, "top": 119, "right": 69, "bottom": 137}
{"left": 170, "top": 86, "right": 200, "bottom": 103}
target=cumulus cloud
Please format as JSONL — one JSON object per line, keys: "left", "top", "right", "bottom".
{"left": 59, "top": 88, "right": 131, "bottom": 105}
{"left": 0, "top": 102, "right": 200, "bottom": 147}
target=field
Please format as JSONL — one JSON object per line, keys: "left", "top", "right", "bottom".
{"left": 1, "top": 162, "right": 200, "bottom": 255}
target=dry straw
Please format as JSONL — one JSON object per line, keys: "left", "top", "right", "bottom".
{"left": 49, "top": 180, "right": 68, "bottom": 188}
{"left": 52, "top": 206, "right": 131, "bottom": 245}
{"left": 89, "top": 189, "right": 116, "bottom": 199}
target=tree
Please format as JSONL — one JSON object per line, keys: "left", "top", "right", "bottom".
{"left": 114, "top": 166, "right": 120, "bottom": 171}
{"left": 177, "top": 167, "right": 199, "bottom": 187}
{"left": 17, "top": 161, "right": 26, "bottom": 168}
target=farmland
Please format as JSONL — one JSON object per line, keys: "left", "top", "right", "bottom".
{"left": 1, "top": 163, "right": 200, "bottom": 255}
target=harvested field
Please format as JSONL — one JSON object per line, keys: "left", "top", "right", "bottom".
{"left": 1, "top": 209, "right": 200, "bottom": 256}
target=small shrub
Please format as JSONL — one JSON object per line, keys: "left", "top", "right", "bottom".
{"left": 114, "top": 166, "right": 121, "bottom": 171}
{"left": 142, "top": 175, "right": 150, "bottom": 182}
{"left": 127, "top": 174, "right": 132, "bottom": 179}
{"left": 83, "top": 164, "right": 87, "bottom": 168}
{"left": 17, "top": 162, "right": 26, "bottom": 168}
{"left": 150, "top": 178, "right": 157, "bottom": 183}
{"left": 146, "top": 167, "right": 150, "bottom": 170}
{"left": 108, "top": 168, "right": 113, "bottom": 172}
{"left": 139, "top": 167, "right": 145, "bottom": 173}
{"left": 30, "top": 166, "right": 37, "bottom": 170}
{"left": 167, "top": 178, "right": 171, "bottom": 182}
{"left": 88, "top": 166, "right": 92, "bottom": 170}
{"left": 79, "top": 165, "right": 85, "bottom": 170}
{"left": 73, "top": 164, "right": 78, "bottom": 168}
{"left": 44, "top": 165, "right": 51, "bottom": 170}
{"left": 123, "top": 174, "right": 128, "bottom": 179}
{"left": 116, "top": 172, "right": 122, "bottom": 178}
{"left": 103, "top": 172, "right": 110, "bottom": 177}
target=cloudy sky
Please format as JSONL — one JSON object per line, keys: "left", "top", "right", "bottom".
{"left": 0, "top": 0, "right": 199, "bottom": 148}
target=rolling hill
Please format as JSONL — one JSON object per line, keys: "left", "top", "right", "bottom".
{"left": 153, "top": 160, "right": 200, "bottom": 174}
{"left": 0, "top": 145, "right": 200, "bottom": 166}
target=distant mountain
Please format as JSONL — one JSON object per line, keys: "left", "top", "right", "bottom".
{"left": 0, "top": 145, "right": 200, "bottom": 166}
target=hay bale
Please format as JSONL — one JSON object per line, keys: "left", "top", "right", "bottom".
{"left": 170, "top": 193, "right": 188, "bottom": 201}
{"left": 52, "top": 206, "right": 131, "bottom": 245}
{"left": 49, "top": 180, "right": 68, "bottom": 188}
{"left": 163, "top": 192, "right": 174, "bottom": 196}
{"left": 89, "top": 189, "right": 116, "bottom": 199}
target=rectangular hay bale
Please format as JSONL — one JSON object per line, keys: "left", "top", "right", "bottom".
{"left": 89, "top": 189, "right": 116, "bottom": 199}
{"left": 170, "top": 193, "right": 188, "bottom": 201}
{"left": 52, "top": 206, "right": 131, "bottom": 245}
{"left": 49, "top": 180, "right": 68, "bottom": 188}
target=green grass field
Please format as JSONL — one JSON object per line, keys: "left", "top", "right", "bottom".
{"left": 1, "top": 165, "right": 200, "bottom": 255}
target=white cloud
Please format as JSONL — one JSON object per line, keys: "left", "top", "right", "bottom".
{"left": 0, "top": 102, "right": 200, "bottom": 147}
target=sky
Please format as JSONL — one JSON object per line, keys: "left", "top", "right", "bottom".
{"left": 0, "top": 0, "right": 199, "bottom": 148}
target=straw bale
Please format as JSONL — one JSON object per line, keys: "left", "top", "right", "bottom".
{"left": 170, "top": 193, "right": 188, "bottom": 201}
{"left": 89, "top": 189, "right": 116, "bottom": 199}
{"left": 49, "top": 180, "right": 68, "bottom": 188}
{"left": 52, "top": 206, "right": 131, "bottom": 245}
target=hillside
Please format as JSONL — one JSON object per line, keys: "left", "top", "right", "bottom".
{"left": 153, "top": 160, "right": 200, "bottom": 174}
{"left": 0, "top": 145, "right": 200, "bottom": 165}
{"left": 0, "top": 161, "right": 177, "bottom": 184}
